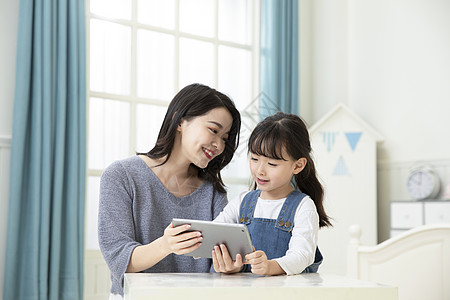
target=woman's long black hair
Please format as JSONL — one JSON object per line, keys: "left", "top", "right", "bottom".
{"left": 248, "top": 112, "right": 332, "bottom": 227}
{"left": 138, "top": 83, "right": 241, "bottom": 194}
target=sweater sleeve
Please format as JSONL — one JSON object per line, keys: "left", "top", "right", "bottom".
{"left": 98, "top": 161, "right": 140, "bottom": 292}
{"left": 212, "top": 188, "right": 228, "bottom": 219}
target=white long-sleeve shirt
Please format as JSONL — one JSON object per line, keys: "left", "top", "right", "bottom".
{"left": 214, "top": 191, "right": 319, "bottom": 275}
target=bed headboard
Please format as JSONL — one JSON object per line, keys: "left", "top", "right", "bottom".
{"left": 347, "top": 224, "right": 450, "bottom": 300}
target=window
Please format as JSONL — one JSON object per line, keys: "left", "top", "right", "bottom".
{"left": 86, "top": 0, "right": 260, "bottom": 250}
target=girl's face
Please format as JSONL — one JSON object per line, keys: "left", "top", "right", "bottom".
{"left": 250, "top": 149, "right": 306, "bottom": 200}
{"left": 178, "top": 107, "right": 233, "bottom": 169}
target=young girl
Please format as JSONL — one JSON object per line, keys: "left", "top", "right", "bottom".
{"left": 213, "top": 112, "right": 331, "bottom": 275}
{"left": 98, "top": 83, "right": 241, "bottom": 298}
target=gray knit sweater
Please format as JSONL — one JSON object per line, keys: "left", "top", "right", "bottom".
{"left": 98, "top": 156, "right": 227, "bottom": 295}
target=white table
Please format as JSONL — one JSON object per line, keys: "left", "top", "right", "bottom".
{"left": 124, "top": 273, "right": 398, "bottom": 300}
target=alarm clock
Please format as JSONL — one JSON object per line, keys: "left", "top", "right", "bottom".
{"left": 406, "top": 166, "right": 441, "bottom": 200}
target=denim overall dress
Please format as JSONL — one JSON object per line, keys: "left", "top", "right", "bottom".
{"left": 239, "top": 190, "right": 323, "bottom": 273}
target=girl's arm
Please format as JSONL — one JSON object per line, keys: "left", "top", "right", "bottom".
{"left": 273, "top": 197, "right": 319, "bottom": 275}
{"left": 244, "top": 198, "right": 319, "bottom": 276}
{"left": 244, "top": 251, "right": 285, "bottom": 275}
{"left": 213, "top": 191, "right": 248, "bottom": 223}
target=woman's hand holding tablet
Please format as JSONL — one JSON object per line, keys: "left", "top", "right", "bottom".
{"left": 172, "top": 218, "right": 254, "bottom": 260}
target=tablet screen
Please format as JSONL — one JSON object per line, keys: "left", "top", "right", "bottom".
{"left": 172, "top": 218, "right": 254, "bottom": 260}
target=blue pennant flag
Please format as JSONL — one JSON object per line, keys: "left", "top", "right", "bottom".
{"left": 332, "top": 156, "right": 350, "bottom": 176}
{"left": 345, "top": 132, "right": 362, "bottom": 152}
{"left": 322, "top": 132, "right": 337, "bottom": 152}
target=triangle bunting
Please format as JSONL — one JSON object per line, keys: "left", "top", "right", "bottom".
{"left": 345, "top": 132, "right": 362, "bottom": 152}
{"left": 322, "top": 132, "right": 337, "bottom": 152}
{"left": 332, "top": 156, "right": 350, "bottom": 176}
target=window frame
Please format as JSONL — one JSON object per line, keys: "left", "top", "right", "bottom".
{"left": 85, "top": 0, "right": 261, "bottom": 250}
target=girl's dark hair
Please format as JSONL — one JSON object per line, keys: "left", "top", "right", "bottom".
{"left": 248, "top": 112, "right": 332, "bottom": 227}
{"left": 138, "top": 83, "right": 241, "bottom": 194}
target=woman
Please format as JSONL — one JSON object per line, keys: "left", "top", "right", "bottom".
{"left": 98, "top": 83, "right": 241, "bottom": 298}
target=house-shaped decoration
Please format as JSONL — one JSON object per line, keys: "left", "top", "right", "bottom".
{"left": 308, "top": 103, "right": 384, "bottom": 276}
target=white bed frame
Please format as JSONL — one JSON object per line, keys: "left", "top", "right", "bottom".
{"left": 347, "top": 224, "right": 450, "bottom": 300}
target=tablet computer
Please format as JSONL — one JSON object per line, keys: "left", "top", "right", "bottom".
{"left": 172, "top": 218, "right": 254, "bottom": 260}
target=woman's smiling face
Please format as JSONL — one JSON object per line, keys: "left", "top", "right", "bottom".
{"left": 178, "top": 107, "right": 233, "bottom": 169}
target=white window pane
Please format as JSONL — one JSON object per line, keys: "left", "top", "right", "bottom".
{"left": 218, "top": 46, "right": 251, "bottom": 109}
{"left": 88, "top": 97, "right": 130, "bottom": 169}
{"left": 179, "top": 0, "right": 215, "bottom": 37}
{"left": 86, "top": 176, "right": 101, "bottom": 250}
{"left": 90, "top": 0, "right": 131, "bottom": 20}
{"left": 218, "top": 0, "right": 252, "bottom": 45}
{"left": 135, "top": 104, "right": 168, "bottom": 153}
{"left": 137, "top": 30, "right": 175, "bottom": 100}
{"left": 222, "top": 108, "right": 258, "bottom": 181}
{"left": 239, "top": 107, "right": 259, "bottom": 152}
{"left": 138, "top": 0, "right": 175, "bottom": 29}
{"left": 90, "top": 19, "right": 131, "bottom": 95}
{"left": 179, "top": 38, "right": 215, "bottom": 88}
{"left": 221, "top": 140, "right": 251, "bottom": 180}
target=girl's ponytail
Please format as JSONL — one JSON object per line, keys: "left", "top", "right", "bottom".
{"left": 294, "top": 159, "right": 332, "bottom": 228}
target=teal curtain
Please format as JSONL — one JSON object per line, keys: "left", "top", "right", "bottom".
{"left": 3, "top": 0, "right": 86, "bottom": 299}
{"left": 260, "top": 0, "right": 299, "bottom": 118}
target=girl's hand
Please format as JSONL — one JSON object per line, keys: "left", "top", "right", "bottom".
{"left": 160, "top": 223, "right": 203, "bottom": 255}
{"left": 212, "top": 244, "right": 244, "bottom": 273}
{"left": 245, "top": 250, "right": 270, "bottom": 275}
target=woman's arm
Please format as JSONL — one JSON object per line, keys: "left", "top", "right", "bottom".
{"left": 99, "top": 162, "right": 202, "bottom": 275}
{"left": 126, "top": 223, "right": 203, "bottom": 272}
{"left": 98, "top": 162, "right": 140, "bottom": 277}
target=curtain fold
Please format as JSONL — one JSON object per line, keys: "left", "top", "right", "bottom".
{"left": 260, "top": 0, "right": 299, "bottom": 118}
{"left": 3, "top": 0, "right": 86, "bottom": 299}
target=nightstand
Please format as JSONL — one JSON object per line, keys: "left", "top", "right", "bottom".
{"left": 390, "top": 200, "right": 450, "bottom": 237}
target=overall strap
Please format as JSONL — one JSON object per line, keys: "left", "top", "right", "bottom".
{"left": 239, "top": 190, "right": 260, "bottom": 225}
{"left": 275, "top": 190, "right": 307, "bottom": 232}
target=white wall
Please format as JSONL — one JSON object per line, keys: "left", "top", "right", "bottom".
{"left": 347, "top": 0, "right": 450, "bottom": 163}
{"left": 308, "top": 0, "right": 450, "bottom": 162}
{"left": 0, "top": 0, "right": 19, "bottom": 296}
{"left": 304, "top": 0, "right": 450, "bottom": 272}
